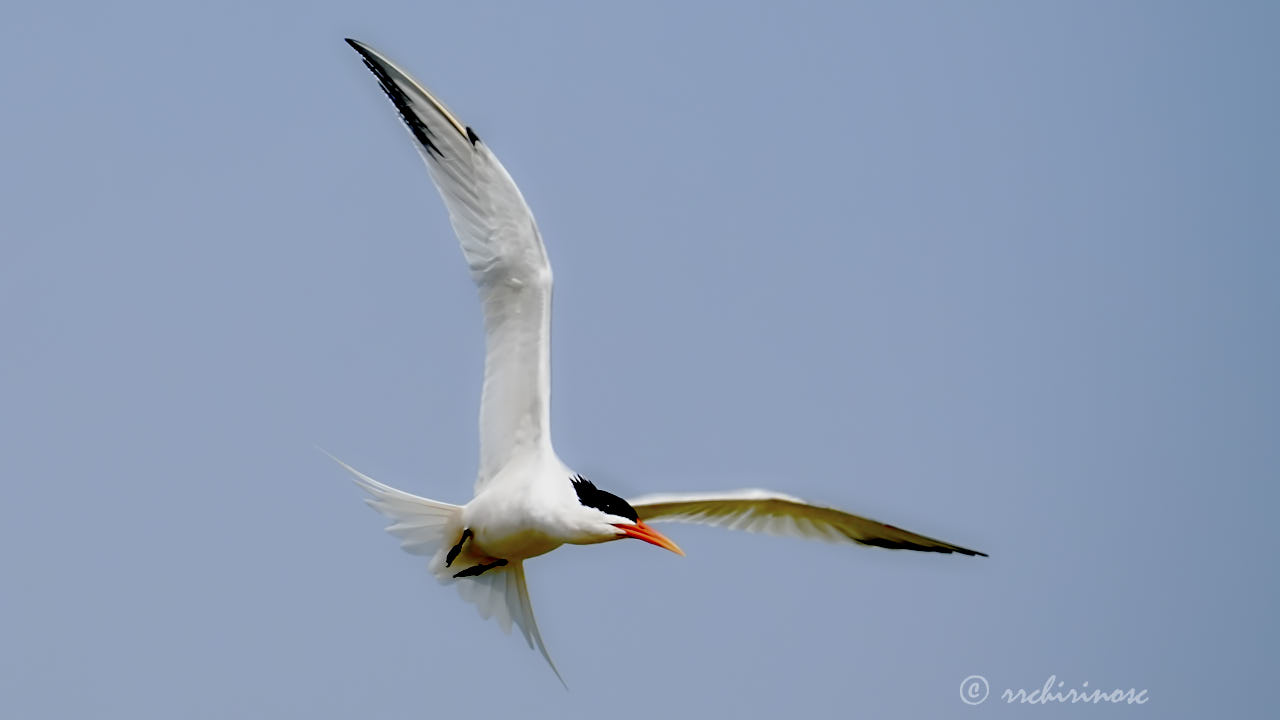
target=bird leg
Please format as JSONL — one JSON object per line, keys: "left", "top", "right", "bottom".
{"left": 445, "top": 528, "right": 472, "bottom": 567}
{"left": 453, "top": 559, "right": 508, "bottom": 578}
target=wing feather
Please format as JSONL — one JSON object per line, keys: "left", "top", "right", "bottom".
{"left": 628, "top": 490, "right": 987, "bottom": 556}
{"left": 347, "top": 40, "right": 552, "bottom": 492}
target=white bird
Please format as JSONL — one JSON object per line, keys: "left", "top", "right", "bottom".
{"left": 336, "top": 38, "right": 986, "bottom": 684}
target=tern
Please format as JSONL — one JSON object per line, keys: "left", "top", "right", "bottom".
{"left": 336, "top": 38, "right": 986, "bottom": 684}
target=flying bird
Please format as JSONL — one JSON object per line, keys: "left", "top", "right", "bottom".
{"left": 336, "top": 38, "right": 986, "bottom": 684}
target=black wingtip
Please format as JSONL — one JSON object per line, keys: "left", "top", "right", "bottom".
{"left": 344, "top": 38, "right": 371, "bottom": 63}
{"left": 344, "top": 38, "right": 378, "bottom": 64}
{"left": 857, "top": 536, "right": 988, "bottom": 557}
{"left": 345, "top": 39, "right": 447, "bottom": 160}
{"left": 466, "top": 126, "right": 481, "bottom": 146}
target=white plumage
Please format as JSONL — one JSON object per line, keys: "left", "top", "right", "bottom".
{"left": 336, "top": 38, "right": 985, "bottom": 685}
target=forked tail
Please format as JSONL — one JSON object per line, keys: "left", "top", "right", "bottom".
{"left": 454, "top": 559, "right": 564, "bottom": 687}
{"left": 325, "top": 451, "right": 463, "bottom": 557}
{"left": 324, "top": 451, "right": 564, "bottom": 686}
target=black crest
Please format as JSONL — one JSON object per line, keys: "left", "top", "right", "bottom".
{"left": 570, "top": 475, "right": 638, "bottom": 522}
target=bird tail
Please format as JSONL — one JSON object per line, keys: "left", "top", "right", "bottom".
{"left": 453, "top": 560, "right": 565, "bottom": 687}
{"left": 324, "top": 451, "right": 464, "bottom": 557}
{"left": 324, "top": 451, "right": 564, "bottom": 686}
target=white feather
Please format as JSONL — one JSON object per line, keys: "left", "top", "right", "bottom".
{"left": 325, "top": 450, "right": 564, "bottom": 684}
{"left": 449, "top": 560, "right": 564, "bottom": 687}
{"left": 324, "top": 450, "right": 462, "bottom": 558}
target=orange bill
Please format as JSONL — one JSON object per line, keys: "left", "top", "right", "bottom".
{"left": 614, "top": 520, "right": 685, "bottom": 556}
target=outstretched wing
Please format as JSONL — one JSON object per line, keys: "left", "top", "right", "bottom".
{"left": 347, "top": 39, "right": 553, "bottom": 492}
{"left": 628, "top": 490, "right": 987, "bottom": 556}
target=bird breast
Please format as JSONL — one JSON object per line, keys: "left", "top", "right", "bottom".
{"left": 463, "top": 487, "right": 571, "bottom": 560}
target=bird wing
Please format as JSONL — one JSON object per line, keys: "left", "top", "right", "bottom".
{"left": 347, "top": 40, "right": 553, "bottom": 492}
{"left": 628, "top": 490, "right": 987, "bottom": 556}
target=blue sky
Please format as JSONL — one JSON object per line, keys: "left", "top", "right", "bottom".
{"left": 1, "top": 1, "right": 1276, "bottom": 717}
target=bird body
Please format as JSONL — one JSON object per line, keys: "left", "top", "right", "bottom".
{"left": 464, "top": 455, "right": 595, "bottom": 558}
{"left": 337, "top": 38, "right": 985, "bottom": 685}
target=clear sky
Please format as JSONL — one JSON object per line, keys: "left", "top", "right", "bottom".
{"left": 2, "top": 1, "right": 1276, "bottom": 717}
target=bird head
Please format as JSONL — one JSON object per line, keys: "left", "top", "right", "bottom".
{"left": 570, "top": 475, "right": 684, "bottom": 555}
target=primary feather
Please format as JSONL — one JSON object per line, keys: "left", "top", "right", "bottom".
{"left": 630, "top": 490, "right": 987, "bottom": 556}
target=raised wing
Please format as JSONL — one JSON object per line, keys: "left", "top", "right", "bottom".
{"left": 347, "top": 40, "right": 553, "bottom": 491}
{"left": 628, "top": 490, "right": 987, "bottom": 556}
